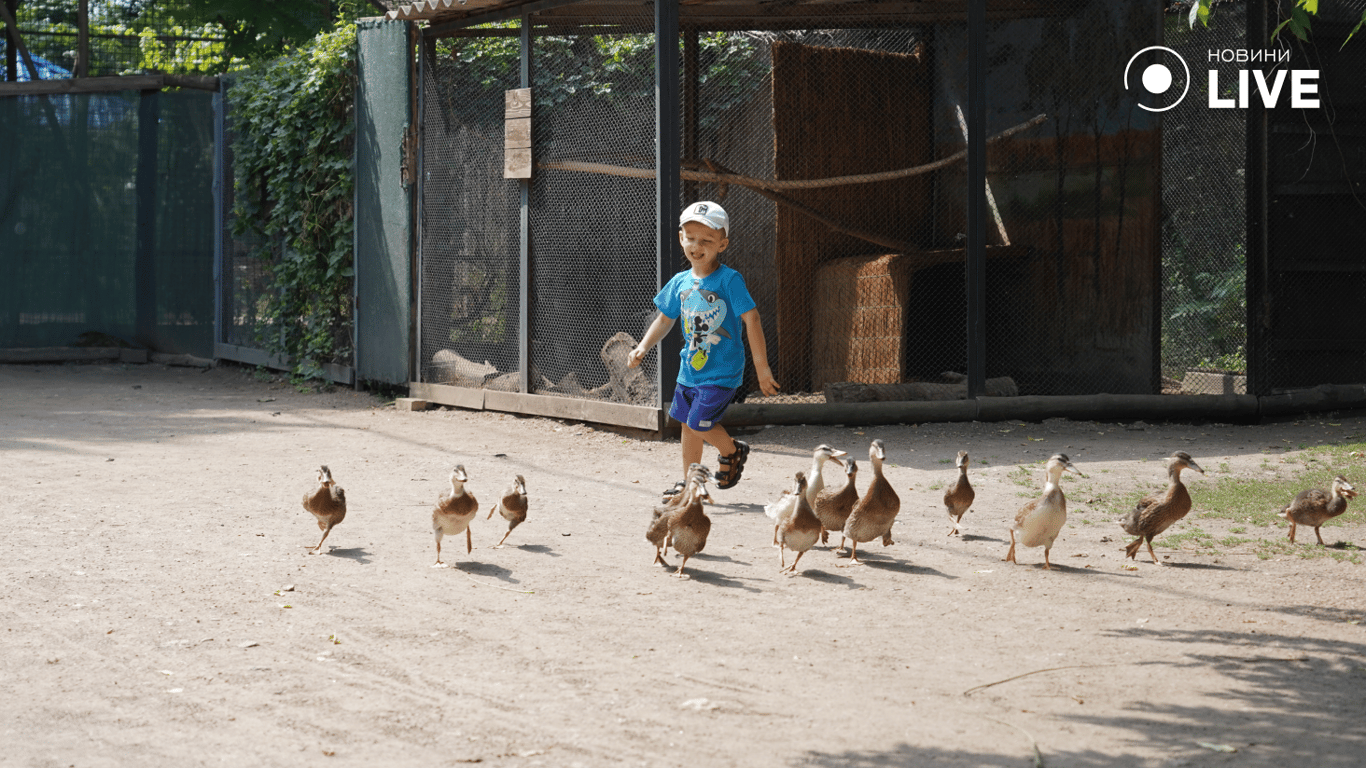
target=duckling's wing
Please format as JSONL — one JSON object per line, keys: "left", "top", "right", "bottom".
{"left": 764, "top": 492, "right": 796, "bottom": 522}
{"left": 1012, "top": 497, "right": 1042, "bottom": 528}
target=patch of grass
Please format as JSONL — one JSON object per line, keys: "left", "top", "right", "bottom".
{"left": 927, "top": 482, "right": 944, "bottom": 491}
{"left": 1217, "top": 535, "right": 1255, "bottom": 548}
{"left": 1229, "top": 525, "right": 1246, "bottom": 534}
{"left": 1164, "top": 526, "right": 1216, "bottom": 550}
{"left": 937, "top": 458, "right": 952, "bottom": 464}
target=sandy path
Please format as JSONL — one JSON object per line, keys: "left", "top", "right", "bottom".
{"left": 3, "top": 362, "right": 1365, "bottom": 767}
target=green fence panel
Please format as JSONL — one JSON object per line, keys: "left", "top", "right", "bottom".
{"left": 355, "top": 19, "right": 413, "bottom": 385}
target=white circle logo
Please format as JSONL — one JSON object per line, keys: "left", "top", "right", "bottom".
{"left": 1124, "top": 46, "right": 1190, "bottom": 112}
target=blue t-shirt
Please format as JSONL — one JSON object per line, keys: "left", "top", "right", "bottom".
{"left": 654, "top": 264, "right": 756, "bottom": 389}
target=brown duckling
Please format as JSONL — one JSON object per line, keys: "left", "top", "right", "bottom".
{"left": 646, "top": 463, "right": 712, "bottom": 578}
{"left": 944, "top": 451, "right": 975, "bottom": 536}
{"left": 1005, "top": 453, "right": 1083, "bottom": 570}
{"left": 1280, "top": 476, "right": 1356, "bottom": 545}
{"left": 302, "top": 465, "right": 346, "bottom": 553}
{"left": 778, "top": 472, "right": 823, "bottom": 573}
{"left": 649, "top": 463, "right": 710, "bottom": 558}
{"left": 815, "top": 459, "right": 858, "bottom": 551}
{"left": 487, "top": 474, "right": 528, "bottom": 548}
{"left": 432, "top": 465, "right": 478, "bottom": 567}
{"left": 840, "top": 440, "right": 900, "bottom": 566}
{"left": 1122, "top": 451, "right": 1204, "bottom": 564}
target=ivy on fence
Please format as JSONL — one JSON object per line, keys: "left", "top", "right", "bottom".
{"left": 230, "top": 20, "right": 356, "bottom": 380}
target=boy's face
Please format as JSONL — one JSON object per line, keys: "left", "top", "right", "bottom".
{"left": 679, "top": 221, "right": 728, "bottom": 272}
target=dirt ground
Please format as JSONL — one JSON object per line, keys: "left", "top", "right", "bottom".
{"left": 4, "top": 362, "right": 1366, "bottom": 768}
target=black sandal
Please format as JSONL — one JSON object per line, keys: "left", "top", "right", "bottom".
{"left": 661, "top": 481, "right": 686, "bottom": 503}
{"left": 713, "top": 440, "right": 750, "bottom": 490}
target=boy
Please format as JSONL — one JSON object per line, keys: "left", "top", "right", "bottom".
{"left": 627, "top": 201, "right": 781, "bottom": 500}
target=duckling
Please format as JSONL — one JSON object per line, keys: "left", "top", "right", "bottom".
{"left": 301, "top": 465, "right": 346, "bottom": 553}
{"left": 944, "top": 451, "right": 975, "bottom": 536}
{"left": 804, "top": 444, "right": 848, "bottom": 510}
{"left": 431, "top": 465, "right": 478, "bottom": 567}
{"left": 763, "top": 472, "right": 802, "bottom": 548}
{"left": 649, "top": 463, "right": 710, "bottom": 558}
{"left": 646, "top": 463, "right": 712, "bottom": 577}
{"left": 840, "top": 440, "right": 900, "bottom": 566}
{"left": 778, "top": 472, "right": 823, "bottom": 573}
{"left": 487, "top": 474, "right": 528, "bottom": 548}
{"left": 1122, "top": 451, "right": 1205, "bottom": 564}
{"left": 1280, "top": 476, "right": 1357, "bottom": 545}
{"left": 815, "top": 459, "right": 858, "bottom": 551}
{"left": 1005, "top": 453, "right": 1083, "bottom": 570}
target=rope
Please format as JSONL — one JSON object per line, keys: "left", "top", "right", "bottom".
{"left": 537, "top": 113, "right": 1047, "bottom": 191}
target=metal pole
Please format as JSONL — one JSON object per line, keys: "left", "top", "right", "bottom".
{"left": 682, "top": 25, "right": 699, "bottom": 205}
{"left": 965, "top": 0, "right": 986, "bottom": 399}
{"left": 519, "top": 11, "right": 533, "bottom": 395}
{"left": 135, "top": 89, "right": 160, "bottom": 349}
{"left": 656, "top": 0, "right": 681, "bottom": 416}
{"left": 77, "top": 0, "right": 90, "bottom": 77}
{"left": 213, "top": 81, "right": 224, "bottom": 357}
{"left": 3, "top": 0, "right": 16, "bottom": 83}
{"left": 1246, "top": 0, "right": 1268, "bottom": 396}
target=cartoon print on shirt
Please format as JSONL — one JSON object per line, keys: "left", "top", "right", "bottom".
{"left": 680, "top": 282, "right": 731, "bottom": 371}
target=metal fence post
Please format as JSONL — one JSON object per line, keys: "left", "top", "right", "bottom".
{"left": 1245, "top": 0, "right": 1268, "bottom": 397}
{"left": 966, "top": 0, "right": 986, "bottom": 399}
{"left": 135, "top": 88, "right": 160, "bottom": 349}
{"left": 519, "top": 12, "right": 533, "bottom": 395}
{"left": 656, "top": 0, "right": 681, "bottom": 417}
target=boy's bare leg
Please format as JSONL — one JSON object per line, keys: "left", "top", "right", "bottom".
{"left": 680, "top": 423, "right": 737, "bottom": 477}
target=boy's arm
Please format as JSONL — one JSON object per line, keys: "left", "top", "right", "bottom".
{"left": 740, "top": 308, "right": 780, "bottom": 396}
{"left": 627, "top": 312, "right": 676, "bottom": 368}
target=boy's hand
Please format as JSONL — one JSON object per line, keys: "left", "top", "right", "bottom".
{"left": 627, "top": 346, "right": 647, "bottom": 368}
{"left": 756, "top": 367, "right": 781, "bottom": 397}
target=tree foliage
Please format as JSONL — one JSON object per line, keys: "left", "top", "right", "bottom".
{"left": 230, "top": 19, "right": 357, "bottom": 378}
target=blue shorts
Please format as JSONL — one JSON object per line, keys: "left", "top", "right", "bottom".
{"left": 669, "top": 384, "right": 736, "bottom": 432}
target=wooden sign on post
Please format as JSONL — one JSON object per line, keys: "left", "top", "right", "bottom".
{"left": 504, "top": 88, "right": 532, "bottom": 179}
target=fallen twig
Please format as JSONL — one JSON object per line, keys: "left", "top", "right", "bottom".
{"left": 963, "top": 664, "right": 1114, "bottom": 696}
{"left": 985, "top": 717, "right": 1046, "bottom": 768}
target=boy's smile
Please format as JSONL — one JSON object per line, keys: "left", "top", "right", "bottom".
{"left": 679, "top": 221, "right": 728, "bottom": 276}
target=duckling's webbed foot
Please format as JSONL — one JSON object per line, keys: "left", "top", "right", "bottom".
{"left": 1004, "top": 531, "right": 1018, "bottom": 564}
{"left": 837, "top": 542, "right": 865, "bottom": 567}
{"left": 1145, "top": 538, "right": 1162, "bottom": 564}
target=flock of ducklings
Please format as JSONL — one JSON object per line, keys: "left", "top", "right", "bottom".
{"left": 299, "top": 441, "right": 1358, "bottom": 577}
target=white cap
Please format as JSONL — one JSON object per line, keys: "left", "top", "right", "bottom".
{"left": 679, "top": 201, "right": 729, "bottom": 236}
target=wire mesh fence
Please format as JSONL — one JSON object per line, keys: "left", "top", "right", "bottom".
{"left": 1161, "top": 7, "right": 1248, "bottom": 394}
{"left": 411, "top": 0, "right": 1363, "bottom": 423}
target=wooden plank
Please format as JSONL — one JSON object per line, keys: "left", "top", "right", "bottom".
{"left": 409, "top": 381, "right": 487, "bottom": 410}
{"left": 504, "top": 88, "right": 531, "bottom": 118}
{"left": 214, "top": 342, "right": 355, "bottom": 385}
{"left": 483, "top": 390, "right": 661, "bottom": 430}
{"left": 0, "top": 75, "right": 163, "bottom": 96}
{"left": 0, "top": 347, "right": 123, "bottom": 363}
